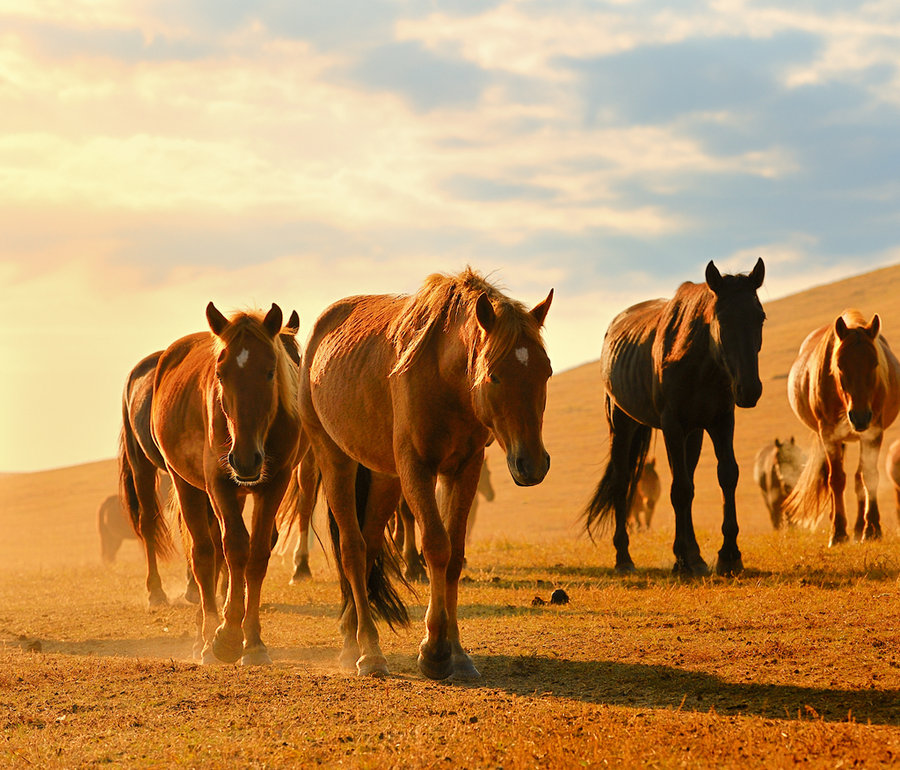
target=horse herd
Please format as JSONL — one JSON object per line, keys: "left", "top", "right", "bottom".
{"left": 110, "top": 262, "right": 900, "bottom": 680}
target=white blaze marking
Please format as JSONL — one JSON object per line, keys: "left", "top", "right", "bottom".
{"left": 515, "top": 347, "right": 529, "bottom": 366}
{"left": 236, "top": 348, "right": 250, "bottom": 368}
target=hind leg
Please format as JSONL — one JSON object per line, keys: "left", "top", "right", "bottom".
{"left": 397, "top": 497, "right": 426, "bottom": 582}
{"left": 609, "top": 406, "right": 642, "bottom": 573}
{"left": 132, "top": 463, "right": 169, "bottom": 606}
{"left": 291, "top": 454, "right": 317, "bottom": 583}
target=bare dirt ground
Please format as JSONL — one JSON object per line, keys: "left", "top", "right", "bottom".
{"left": 4, "top": 265, "right": 900, "bottom": 767}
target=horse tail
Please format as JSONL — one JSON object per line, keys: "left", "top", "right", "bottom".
{"left": 328, "top": 466, "right": 410, "bottom": 630}
{"left": 783, "top": 439, "right": 829, "bottom": 528}
{"left": 584, "top": 398, "right": 653, "bottom": 538}
{"left": 118, "top": 425, "right": 142, "bottom": 537}
{"left": 274, "top": 468, "right": 302, "bottom": 551}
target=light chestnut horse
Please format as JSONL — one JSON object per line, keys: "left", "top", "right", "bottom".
{"left": 784, "top": 311, "right": 900, "bottom": 544}
{"left": 753, "top": 437, "right": 807, "bottom": 530}
{"left": 885, "top": 439, "right": 900, "bottom": 525}
{"left": 300, "top": 267, "right": 553, "bottom": 679}
{"left": 127, "top": 303, "right": 303, "bottom": 665}
{"left": 585, "top": 260, "right": 766, "bottom": 576}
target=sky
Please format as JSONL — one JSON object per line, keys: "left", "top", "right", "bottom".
{"left": 2, "top": 0, "right": 900, "bottom": 472}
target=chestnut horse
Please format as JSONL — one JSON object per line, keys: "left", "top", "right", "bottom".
{"left": 585, "top": 259, "right": 765, "bottom": 576}
{"left": 784, "top": 311, "right": 900, "bottom": 544}
{"left": 626, "top": 457, "right": 660, "bottom": 531}
{"left": 885, "top": 439, "right": 900, "bottom": 525}
{"left": 122, "top": 303, "right": 302, "bottom": 665}
{"left": 753, "top": 437, "right": 806, "bottom": 529}
{"left": 300, "top": 267, "right": 552, "bottom": 678}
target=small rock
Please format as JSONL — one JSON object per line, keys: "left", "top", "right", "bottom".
{"left": 531, "top": 596, "right": 546, "bottom": 606}
{"left": 550, "top": 589, "right": 570, "bottom": 605}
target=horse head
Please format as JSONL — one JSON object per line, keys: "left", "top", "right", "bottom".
{"left": 472, "top": 289, "right": 554, "bottom": 487}
{"left": 207, "top": 302, "right": 285, "bottom": 485}
{"left": 706, "top": 258, "right": 766, "bottom": 408}
{"left": 833, "top": 313, "right": 881, "bottom": 432}
{"left": 773, "top": 436, "right": 805, "bottom": 496}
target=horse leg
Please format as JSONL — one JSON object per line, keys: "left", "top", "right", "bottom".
{"left": 399, "top": 458, "right": 452, "bottom": 680}
{"left": 663, "top": 420, "right": 707, "bottom": 576}
{"left": 708, "top": 412, "right": 743, "bottom": 577}
{"left": 824, "top": 440, "right": 849, "bottom": 546}
{"left": 439, "top": 454, "right": 483, "bottom": 680}
{"left": 291, "top": 454, "right": 318, "bottom": 583}
{"left": 859, "top": 434, "right": 883, "bottom": 541}
{"left": 240, "top": 471, "right": 292, "bottom": 666}
{"left": 398, "top": 497, "right": 426, "bottom": 582}
{"left": 132, "top": 463, "right": 169, "bottom": 607}
{"left": 609, "top": 406, "right": 641, "bottom": 573}
{"left": 170, "top": 476, "right": 219, "bottom": 663}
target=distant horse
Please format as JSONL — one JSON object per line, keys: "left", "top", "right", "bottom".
{"left": 395, "top": 458, "right": 496, "bottom": 582}
{"left": 122, "top": 304, "right": 302, "bottom": 666}
{"left": 278, "top": 444, "right": 320, "bottom": 584}
{"left": 99, "top": 474, "right": 172, "bottom": 563}
{"left": 885, "top": 439, "right": 900, "bottom": 525}
{"left": 626, "top": 457, "right": 660, "bottom": 531}
{"left": 753, "top": 437, "right": 807, "bottom": 529}
{"left": 300, "top": 267, "right": 552, "bottom": 678}
{"left": 585, "top": 259, "right": 766, "bottom": 576}
{"left": 119, "top": 311, "right": 300, "bottom": 609}
{"left": 784, "top": 311, "right": 900, "bottom": 544}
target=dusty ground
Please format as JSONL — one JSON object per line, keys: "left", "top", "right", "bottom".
{"left": 4, "top": 264, "right": 900, "bottom": 767}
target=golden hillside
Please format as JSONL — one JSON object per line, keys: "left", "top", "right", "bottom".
{"left": 3, "top": 263, "right": 900, "bottom": 571}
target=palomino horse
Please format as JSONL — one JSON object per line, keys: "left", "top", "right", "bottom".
{"left": 626, "top": 457, "right": 660, "bottom": 531}
{"left": 885, "top": 439, "right": 900, "bottom": 525}
{"left": 784, "top": 311, "right": 900, "bottom": 544}
{"left": 300, "top": 267, "right": 552, "bottom": 678}
{"left": 585, "top": 259, "right": 766, "bottom": 576}
{"left": 753, "top": 437, "right": 806, "bottom": 529}
{"left": 119, "top": 311, "right": 300, "bottom": 608}
{"left": 122, "top": 304, "right": 302, "bottom": 665}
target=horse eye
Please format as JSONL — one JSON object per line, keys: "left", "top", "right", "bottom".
{"left": 489, "top": 373, "right": 499, "bottom": 384}
{"left": 267, "top": 370, "right": 275, "bottom": 381}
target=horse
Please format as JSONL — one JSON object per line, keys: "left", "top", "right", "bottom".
{"left": 99, "top": 474, "right": 172, "bottom": 563}
{"left": 119, "top": 310, "right": 300, "bottom": 609}
{"left": 584, "top": 259, "right": 766, "bottom": 576}
{"left": 300, "top": 267, "right": 552, "bottom": 678}
{"left": 626, "top": 457, "right": 660, "bottom": 531}
{"left": 783, "top": 311, "right": 900, "bottom": 544}
{"left": 753, "top": 437, "right": 807, "bottom": 529}
{"left": 885, "top": 439, "right": 900, "bottom": 526}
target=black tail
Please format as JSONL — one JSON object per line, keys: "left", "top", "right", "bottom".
{"left": 584, "top": 398, "right": 653, "bottom": 538}
{"left": 329, "top": 466, "right": 410, "bottom": 630}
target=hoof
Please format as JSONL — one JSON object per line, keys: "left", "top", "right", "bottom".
{"left": 289, "top": 562, "right": 312, "bottom": 584}
{"left": 829, "top": 531, "right": 849, "bottom": 547}
{"left": 716, "top": 556, "right": 744, "bottom": 577}
{"left": 417, "top": 646, "right": 452, "bottom": 681}
{"left": 241, "top": 645, "right": 272, "bottom": 666}
{"left": 183, "top": 584, "right": 201, "bottom": 605}
{"left": 148, "top": 590, "right": 169, "bottom": 608}
{"left": 404, "top": 556, "right": 428, "bottom": 583}
{"left": 199, "top": 646, "right": 224, "bottom": 665}
{"left": 449, "top": 652, "right": 481, "bottom": 681}
{"left": 862, "top": 527, "right": 883, "bottom": 542}
{"left": 357, "top": 654, "right": 389, "bottom": 677}
{"left": 338, "top": 643, "right": 361, "bottom": 672}
{"left": 614, "top": 560, "right": 636, "bottom": 575}
{"left": 673, "top": 558, "right": 710, "bottom": 577}
{"left": 212, "top": 627, "right": 244, "bottom": 664}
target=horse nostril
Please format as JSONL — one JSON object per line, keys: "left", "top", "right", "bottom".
{"left": 544, "top": 452, "right": 551, "bottom": 472}
{"left": 253, "top": 451, "right": 263, "bottom": 468}
{"left": 227, "top": 452, "right": 236, "bottom": 468}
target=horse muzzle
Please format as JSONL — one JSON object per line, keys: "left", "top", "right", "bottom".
{"left": 734, "top": 380, "right": 762, "bottom": 409}
{"left": 508, "top": 451, "right": 550, "bottom": 487}
{"left": 228, "top": 450, "right": 264, "bottom": 484}
{"left": 848, "top": 408, "right": 873, "bottom": 432}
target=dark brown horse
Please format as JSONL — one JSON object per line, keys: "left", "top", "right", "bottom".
{"left": 753, "top": 437, "right": 806, "bottom": 529}
{"left": 784, "top": 311, "right": 900, "bottom": 544}
{"left": 585, "top": 259, "right": 765, "bottom": 576}
{"left": 122, "top": 304, "right": 302, "bottom": 665}
{"left": 300, "top": 267, "right": 552, "bottom": 678}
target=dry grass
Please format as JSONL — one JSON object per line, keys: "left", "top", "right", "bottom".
{"left": 4, "top": 264, "right": 900, "bottom": 767}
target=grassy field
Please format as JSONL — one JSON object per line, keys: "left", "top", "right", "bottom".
{"left": 4, "top": 264, "right": 900, "bottom": 767}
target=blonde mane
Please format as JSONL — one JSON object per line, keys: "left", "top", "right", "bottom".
{"left": 389, "top": 267, "right": 545, "bottom": 385}
{"left": 212, "top": 311, "right": 300, "bottom": 422}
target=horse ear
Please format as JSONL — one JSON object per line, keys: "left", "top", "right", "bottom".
{"left": 530, "top": 288, "right": 554, "bottom": 327}
{"left": 284, "top": 310, "right": 300, "bottom": 336}
{"left": 790, "top": 436, "right": 795, "bottom": 444}
{"left": 705, "top": 261, "right": 724, "bottom": 295}
{"left": 475, "top": 292, "right": 496, "bottom": 333}
{"left": 206, "top": 302, "right": 229, "bottom": 337}
{"left": 263, "top": 303, "right": 283, "bottom": 338}
{"left": 835, "top": 316, "right": 849, "bottom": 340}
{"left": 867, "top": 314, "right": 881, "bottom": 339}
{"left": 749, "top": 257, "right": 765, "bottom": 289}
{"left": 775, "top": 438, "right": 782, "bottom": 448}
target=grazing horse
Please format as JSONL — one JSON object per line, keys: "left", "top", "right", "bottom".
{"left": 585, "top": 259, "right": 766, "bottom": 576}
{"left": 753, "top": 437, "right": 807, "bottom": 529}
{"left": 885, "top": 439, "right": 900, "bottom": 526}
{"left": 626, "top": 457, "right": 660, "bottom": 531}
{"left": 784, "top": 311, "right": 900, "bottom": 544}
{"left": 119, "top": 311, "right": 300, "bottom": 608}
{"left": 300, "top": 267, "right": 553, "bottom": 678}
{"left": 99, "top": 474, "right": 172, "bottom": 563}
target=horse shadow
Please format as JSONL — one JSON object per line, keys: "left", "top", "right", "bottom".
{"left": 460, "top": 654, "right": 900, "bottom": 726}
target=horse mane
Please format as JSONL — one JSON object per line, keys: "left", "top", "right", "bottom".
{"left": 654, "top": 282, "right": 715, "bottom": 365}
{"left": 388, "top": 266, "right": 544, "bottom": 386}
{"left": 212, "top": 311, "right": 300, "bottom": 422}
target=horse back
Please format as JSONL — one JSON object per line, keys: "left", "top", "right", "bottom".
{"left": 787, "top": 323, "right": 838, "bottom": 432}
{"left": 876, "top": 335, "right": 900, "bottom": 429}
{"left": 123, "top": 350, "right": 166, "bottom": 470}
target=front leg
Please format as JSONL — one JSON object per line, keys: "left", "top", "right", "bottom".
{"left": 439, "top": 452, "right": 484, "bottom": 680}
{"left": 661, "top": 415, "right": 707, "bottom": 576}
{"left": 823, "top": 437, "right": 848, "bottom": 546}
{"left": 858, "top": 432, "right": 884, "bottom": 541}
{"left": 707, "top": 411, "right": 743, "bottom": 576}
